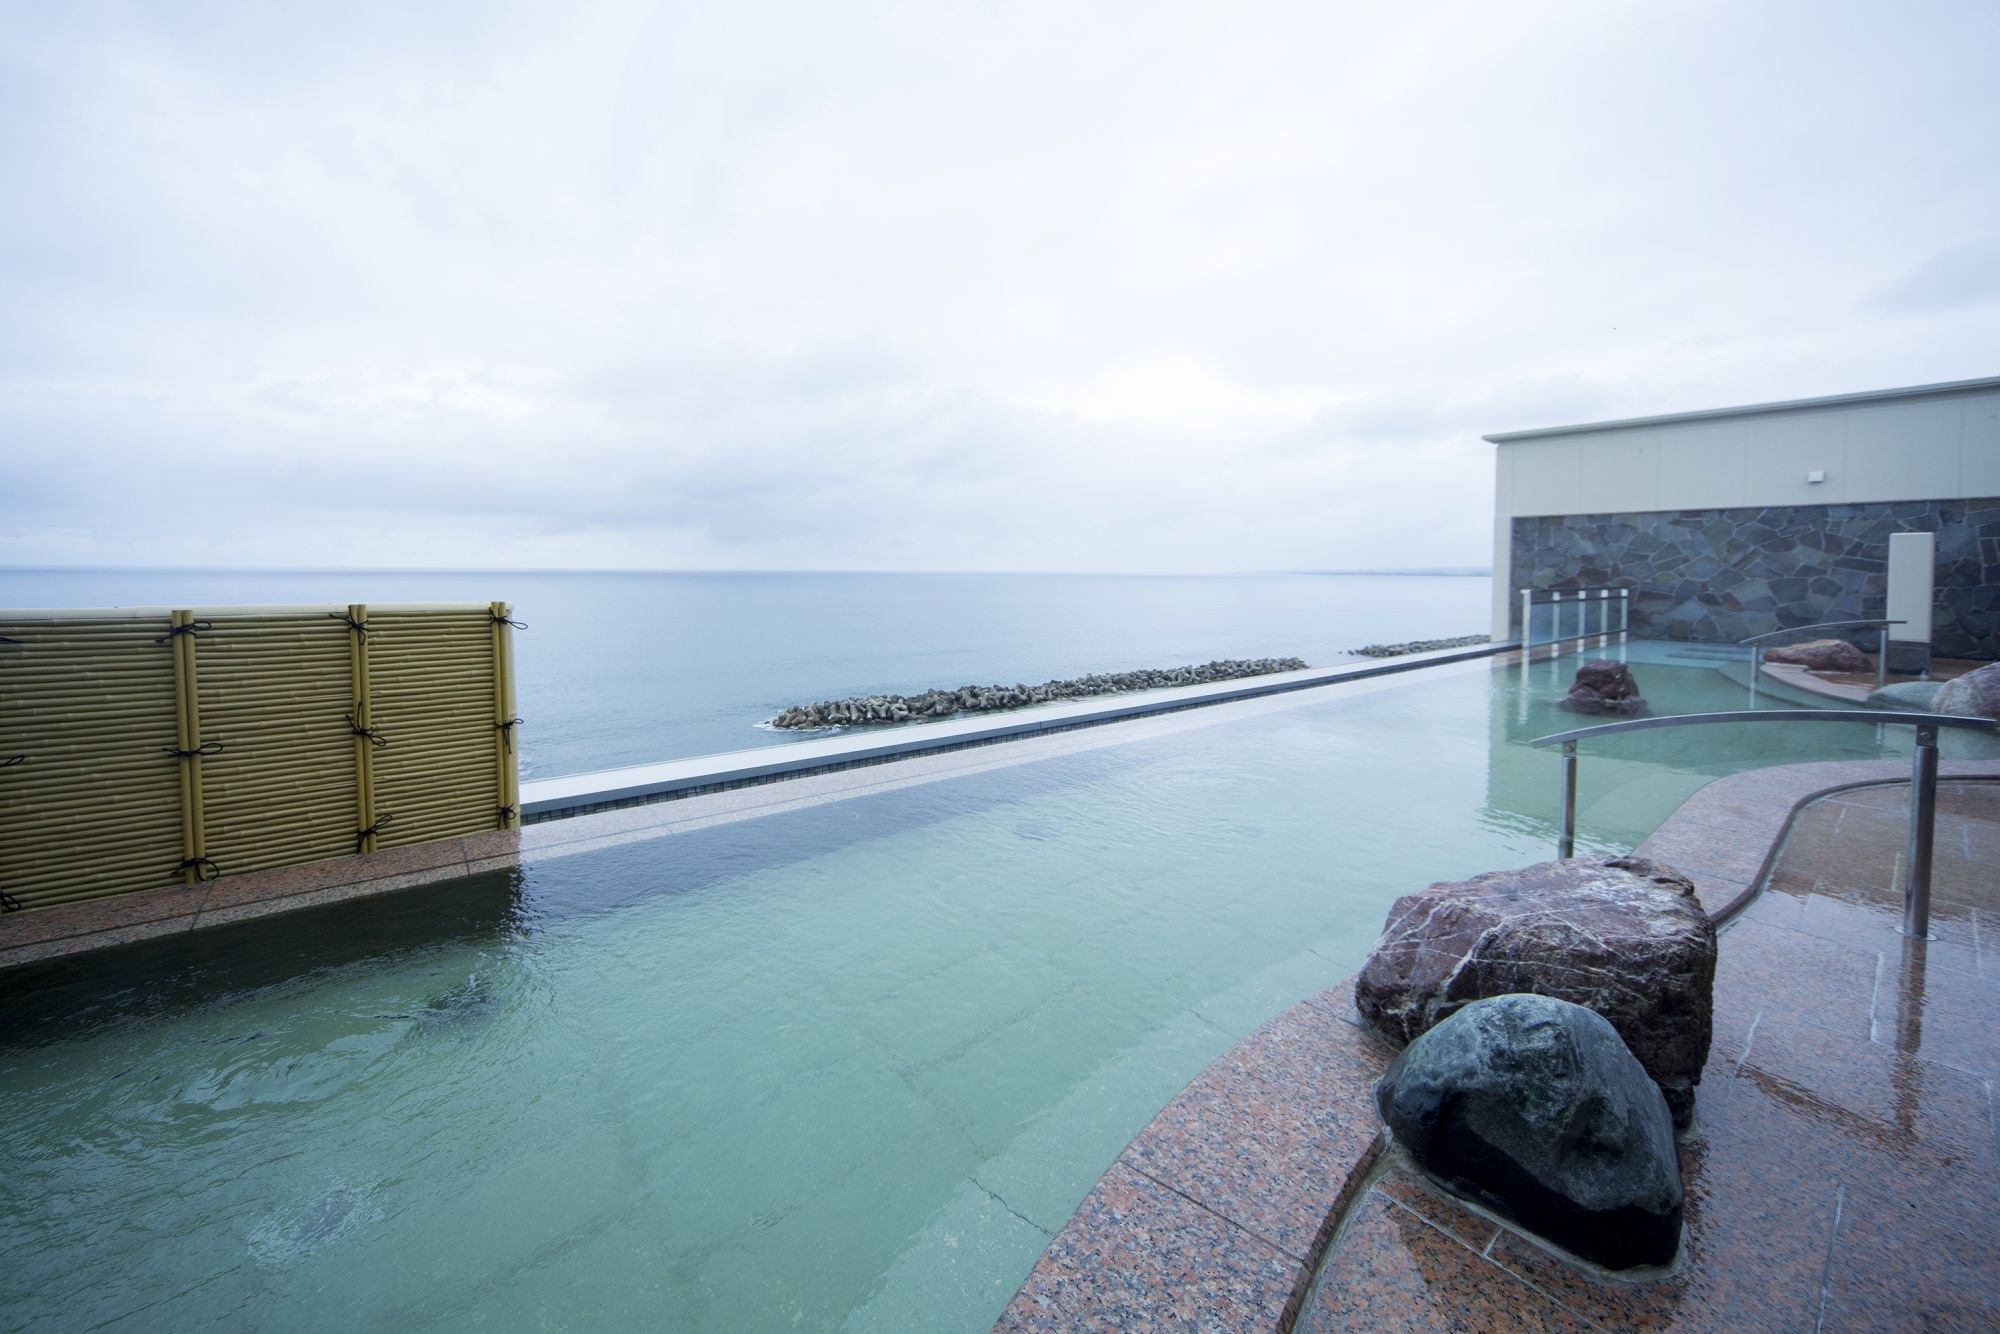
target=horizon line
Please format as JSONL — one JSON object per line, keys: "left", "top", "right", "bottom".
{"left": 0, "top": 564, "right": 1494, "bottom": 578}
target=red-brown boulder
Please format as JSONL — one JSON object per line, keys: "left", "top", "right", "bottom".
{"left": 1558, "top": 659, "right": 1648, "bottom": 715}
{"left": 1356, "top": 854, "right": 1717, "bottom": 1128}
{"left": 1764, "top": 638, "right": 1870, "bottom": 672}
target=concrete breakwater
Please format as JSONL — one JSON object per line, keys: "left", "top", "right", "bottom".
{"left": 1351, "top": 634, "right": 1490, "bottom": 658}
{"left": 768, "top": 658, "right": 1309, "bottom": 729}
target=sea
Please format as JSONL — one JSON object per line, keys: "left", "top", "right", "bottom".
{"left": 0, "top": 569, "right": 1492, "bottom": 779}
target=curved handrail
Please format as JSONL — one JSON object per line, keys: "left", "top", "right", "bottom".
{"left": 1739, "top": 619, "right": 1904, "bottom": 646}
{"left": 1528, "top": 708, "right": 1995, "bottom": 936}
{"left": 1740, "top": 619, "right": 1909, "bottom": 693}
{"left": 1528, "top": 708, "right": 1993, "bottom": 749}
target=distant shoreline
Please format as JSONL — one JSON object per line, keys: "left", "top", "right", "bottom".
{"left": 1294, "top": 568, "right": 1491, "bottom": 578}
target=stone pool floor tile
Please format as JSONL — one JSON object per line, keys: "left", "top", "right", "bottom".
{"left": 1371, "top": 1171, "right": 1501, "bottom": 1254}
{"left": 1790, "top": 890, "right": 1981, "bottom": 981}
{"left": 1711, "top": 917, "right": 1881, "bottom": 1039}
{"left": 1117, "top": 1006, "right": 1390, "bottom": 1259}
{"left": 1296, "top": 1192, "right": 1594, "bottom": 1333}
{"left": 1818, "top": 1176, "right": 2000, "bottom": 1330}
{"left": 1734, "top": 1015, "right": 1998, "bottom": 1196}
{"left": 1868, "top": 945, "right": 2000, "bottom": 1078}
{"left": 996, "top": 1161, "right": 1296, "bottom": 1333}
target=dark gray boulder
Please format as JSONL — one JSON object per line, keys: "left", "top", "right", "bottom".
{"left": 1933, "top": 662, "right": 2000, "bottom": 721}
{"left": 1376, "top": 993, "right": 1683, "bottom": 1270}
{"left": 1557, "top": 659, "right": 1648, "bottom": 716}
{"left": 1356, "top": 855, "right": 1716, "bottom": 1128}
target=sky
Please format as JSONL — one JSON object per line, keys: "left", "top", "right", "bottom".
{"left": 2, "top": 0, "right": 1996, "bottom": 574}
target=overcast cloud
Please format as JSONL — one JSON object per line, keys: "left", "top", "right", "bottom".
{"left": 2, "top": 0, "right": 1996, "bottom": 572}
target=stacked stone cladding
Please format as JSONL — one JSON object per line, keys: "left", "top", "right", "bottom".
{"left": 1510, "top": 497, "right": 2000, "bottom": 659}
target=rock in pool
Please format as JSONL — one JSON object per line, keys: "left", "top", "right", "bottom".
{"left": 1376, "top": 993, "right": 1683, "bottom": 1271}
{"left": 1557, "top": 659, "right": 1648, "bottom": 716}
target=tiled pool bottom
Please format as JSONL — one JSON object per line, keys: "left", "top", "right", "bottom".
{"left": 4, "top": 650, "right": 1992, "bottom": 1333}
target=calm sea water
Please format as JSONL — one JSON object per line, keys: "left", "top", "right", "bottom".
{"left": 0, "top": 569, "right": 1490, "bottom": 778}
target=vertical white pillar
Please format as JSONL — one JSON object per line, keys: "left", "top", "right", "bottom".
{"left": 1886, "top": 532, "right": 1936, "bottom": 677}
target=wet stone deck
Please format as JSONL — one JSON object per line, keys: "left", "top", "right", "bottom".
{"left": 998, "top": 771, "right": 2000, "bottom": 1333}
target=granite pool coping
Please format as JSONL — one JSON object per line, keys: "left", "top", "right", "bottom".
{"left": 992, "top": 755, "right": 2000, "bottom": 1332}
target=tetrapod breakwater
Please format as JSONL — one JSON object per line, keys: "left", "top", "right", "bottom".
{"left": 768, "top": 657, "right": 1310, "bottom": 729}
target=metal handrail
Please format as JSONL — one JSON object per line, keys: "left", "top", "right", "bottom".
{"left": 1520, "top": 586, "right": 1632, "bottom": 652}
{"left": 1529, "top": 709, "right": 1999, "bottom": 939}
{"left": 1738, "top": 619, "right": 1905, "bottom": 646}
{"left": 1740, "top": 619, "right": 1907, "bottom": 692}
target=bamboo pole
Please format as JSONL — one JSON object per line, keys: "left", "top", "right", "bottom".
{"left": 180, "top": 610, "right": 209, "bottom": 879}
{"left": 349, "top": 604, "right": 379, "bottom": 853}
{"left": 168, "top": 611, "right": 198, "bottom": 883}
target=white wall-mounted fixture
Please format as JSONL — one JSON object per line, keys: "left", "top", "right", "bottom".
{"left": 1806, "top": 469, "right": 1826, "bottom": 483}
{"left": 1886, "top": 531, "right": 1934, "bottom": 644}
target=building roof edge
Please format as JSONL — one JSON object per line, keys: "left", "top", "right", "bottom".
{"left": 1481, "top": 374, "right": 2000, "bottom": 444}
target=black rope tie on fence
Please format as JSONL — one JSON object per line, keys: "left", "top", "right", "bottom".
{"left": 153, "top": 620, "right": 213, "bottom": 644}
{"left": 163, "top": 741, "right": 225, "bottom": 760}
{"left": 346, "top": 713, "right": 389, "bottom": 747}
{"left": 356, "top": 813, "right": 395, "bottom": 853}
{"left": 495, "top": 717, "right": 524, "bottom": 752}
{"left": 489, "top": 610, "right": 528, "bottom": 630}
{"left": 0, "top": 887, "right": 22, "bottom": 912}
{"left": 173, "top": 857, "right": 222, "bottom": 883}
{"left": 329, "top": 611, "right": 368, "bottom": 638}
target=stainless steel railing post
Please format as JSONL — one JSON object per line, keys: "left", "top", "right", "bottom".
{"left": 1901, "top": 725, "right": 1939, "bottom": 939}
{"left": 1521, "top": 587, "right": 1533, "bottom": 652}
{"left": 1878, "top": 627, "right": 1889, "bottom": 692}
{"left": 1558, "top": 740, "right": 1578, "bottom": 859}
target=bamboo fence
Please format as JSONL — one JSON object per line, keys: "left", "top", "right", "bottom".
{"left": 0, "top": 603, "right": 520, "bottom": 912}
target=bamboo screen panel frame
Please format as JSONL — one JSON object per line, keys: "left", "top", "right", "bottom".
{"left": 195, "top": 610, "right": 360, "bottom": 876}
{"left": 0, "top": 602, "right": 519, "bottom": 913}
{"left": 367, "top": 607, "right": 504, "bottom": 849}
{"left": 0, "top": 612, "right": 187, "bottom": 911}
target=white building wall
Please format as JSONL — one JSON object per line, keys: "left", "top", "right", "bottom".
{"left": 1488, "top": 382, "right": 2000, "bottom": 639}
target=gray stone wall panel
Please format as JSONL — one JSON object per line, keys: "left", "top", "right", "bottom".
{"left": 1510, "top": 498, "right": 2000, "bottom": 659}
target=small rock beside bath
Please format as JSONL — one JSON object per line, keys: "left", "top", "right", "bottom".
{"left": 1375, "top": 993, "right": 1683, "bottom": 1271}
{"left": 1764, "top": 638, "right": 1869, "bottom": 672}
